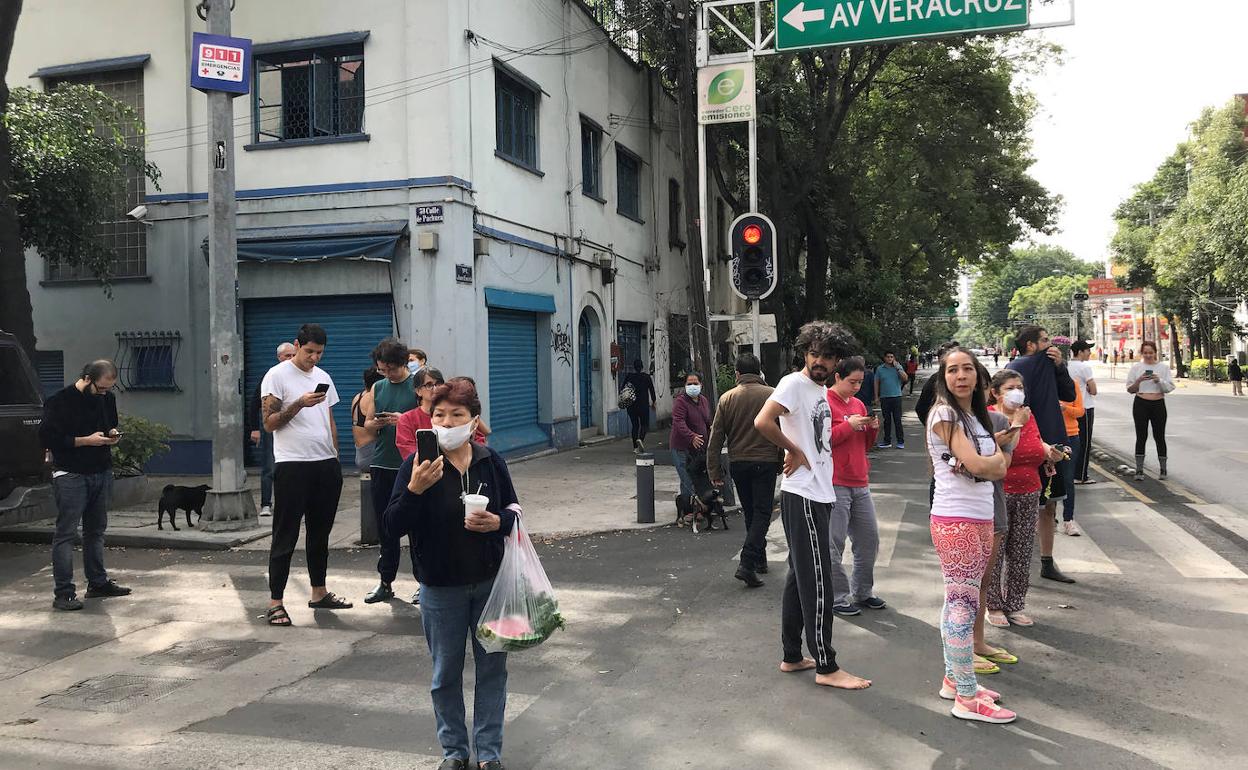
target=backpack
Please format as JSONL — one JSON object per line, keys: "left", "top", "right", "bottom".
{"left": 618, "top": 382, "right": 637, "bottom": 410}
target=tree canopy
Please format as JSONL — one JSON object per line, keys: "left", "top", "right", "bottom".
{"left": 969, "top": 244, "right": 1100, "bottom": 342}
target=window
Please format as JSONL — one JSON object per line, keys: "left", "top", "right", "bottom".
{"left": 253, "top": 41, "right": 365, "bottom": 144}
{"left": 668, "top": 179, "right": 684, "bottom": 248}
{"left": 44, "top": 68, "right": 147, "bottom": 280}
{"left": 616, "top": 146, "right": 641, "bottom": 221}
{"left": 495, "top": 66, "right": 539, "bottom": 169}
{"left": 32, "top": 350, "right": 65, "bottom": 398}
{"left": 716, "top": 199, "right": 730, "bottom": 261}
{"left": 581, "top": 118, "right": 603, "bottom": 200}
{"left": 115, "top": 331, "right": 182, "bottom": 391}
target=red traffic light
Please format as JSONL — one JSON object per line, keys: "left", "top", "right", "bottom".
{"left": 742, "top": 224, "right": 763, "bottom": 245}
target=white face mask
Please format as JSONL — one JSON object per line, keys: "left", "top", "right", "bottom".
{"left": 685, "top": 384, "right": 702, "bottom": 398}
{"left": 433, "top": 418, "right": 477, "bottom": 451}
{"left": 1003, "top": 389, "right": 1026, "bottom": 408}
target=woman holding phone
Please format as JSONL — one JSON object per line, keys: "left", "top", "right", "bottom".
{"left": 925, "top": 348, "right": 1016, "bottom": 723}
{"left": 382, "top": 378, "right": 522, "bottom": 770}
{"left": 1126, "top": 341, "right": 1174, "bottom": 480}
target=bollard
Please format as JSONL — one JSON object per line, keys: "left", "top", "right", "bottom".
{"left": 359, "top": 475, "right": 378, "bottom": 545}
{"left": 718, "top": 449, "right": 736, "bottom": 507}
{"left": 636, "top": 452, "right": 655, "bottom": 523}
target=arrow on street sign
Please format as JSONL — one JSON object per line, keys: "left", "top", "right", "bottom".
{"left": 783, "top": 2, "right": 826, "bottom": 32}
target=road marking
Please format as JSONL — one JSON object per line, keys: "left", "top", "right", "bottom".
{"left": 1053, "top": 520, "right": 1122, "bottom": 574}
{"left": 873, "top": 493, "right": 905, "bottom": 568}
{"left": 1189, "top": 503, "right": 1248, "bottom": 543}
{"left": 1105, "top": 501, "right": 1247, "bottom": 579}
{"left": 1088, "top": 460, "right": 1154, "bottom": 504}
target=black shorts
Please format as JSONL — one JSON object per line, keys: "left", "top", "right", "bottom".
{"left": 1038, "top": 465, "right": 1066, "bottom": 504}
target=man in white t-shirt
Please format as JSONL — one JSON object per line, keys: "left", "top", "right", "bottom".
{"left": 259, "top": 323, "right": 351, "bottom": 626}
{"left": 754, "top": 321, "right": 872, "bottom": 691}
{"left": 1068, "top": 341, "right": 1098, "bottom": 485}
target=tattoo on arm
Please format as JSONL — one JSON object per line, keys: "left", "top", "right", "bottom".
{"left": 262, "top": 395, "right": 302, "bottom": 432}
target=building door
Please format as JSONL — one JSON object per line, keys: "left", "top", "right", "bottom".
{"left": 487, "top": 309, "right": 548, "bottom": 456}
{"left": 579, "top": 310, "right": 597, "bottom": 430}
{"left": 243, "top": 294, "right": 394, "bottom": 468}
{"left": 616, "top": 321, "right": 645, "bottom": 374}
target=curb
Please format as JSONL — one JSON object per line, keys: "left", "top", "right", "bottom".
{"left": 0, "top": 526, "right": 273, "bottom": 552}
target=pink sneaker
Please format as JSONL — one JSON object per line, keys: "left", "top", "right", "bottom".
{"left": 952, "top": 693, "right": 1017, "bottom": 723}
{"left": 939, "top": 677, "right": 1001, "bottom": 702}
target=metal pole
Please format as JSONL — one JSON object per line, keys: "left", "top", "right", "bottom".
{"left": 201, "top": 0, "right": 257, "bottom": 530}
{"left": 698, "top": 122, "right": 710, "bottom": 299}
{"left": 636, "top": 453, "right": 655, "bottom": 523}
{"left": 748, "top": 115, "right": 758, "bottom": 211}
{"left": 752, "top": 301, "right": 760, "bottom": 358}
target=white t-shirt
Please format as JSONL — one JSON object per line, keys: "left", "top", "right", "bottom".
{"left": 769, "top": 371, "right": 837, "bottom": 504}
{"left": 260, "top": 360, "right": 340, "bottom": 463}
{"left": 926, "top": 405, "right": 996, "bottom": 522}
{"left": 1126, "top": 361, "right": 1175, "bottom": 396}
{"left": 1068, "top": 359, "right": 1096, "bottom": 410}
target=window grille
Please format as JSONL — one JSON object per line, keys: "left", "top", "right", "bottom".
{"left": 495, "top": 67, "right": 539, "bottom": 168}
{"left": 253, "top": 44, "right": 365, "bottom": 143}
{"left": 114, "top": 331, "right": 181, "bottom": 391}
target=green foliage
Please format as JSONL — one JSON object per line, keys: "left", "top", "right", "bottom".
{"left": 1188, "top": 358, "right": 1228, "bottom": 382}
{"left": 714, "top": 363, "right": 736, "bottom": 400}
{"left": 969, "top": 245, "right": 1101, "bottom": 342}
{"left": 111, "top": 414, "right": 171, "bottom": 477}
{"left": 4, "top": 85, "right": 161, "bottom": 283}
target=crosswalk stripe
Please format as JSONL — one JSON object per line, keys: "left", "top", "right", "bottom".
{"left": 1189, "top": 504, "right": 1248, "bottom": 543}
{"left": 1053, "top": 520, "right": 1121, "bottom": 575}
{"left": 1105, "top": 502, "right": 1248, "bottom": 579}
{"left": 872, "top": 493, "right": 906, "bottom": 568}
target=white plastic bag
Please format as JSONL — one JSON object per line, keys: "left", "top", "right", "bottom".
{"left": 475, "top": 517, "right": 565, "bottom": 653}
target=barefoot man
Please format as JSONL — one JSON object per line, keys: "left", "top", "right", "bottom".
{"left": 754, "top": 321, "right": 872, "bottom": 691}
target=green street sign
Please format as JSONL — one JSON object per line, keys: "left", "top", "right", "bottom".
{"left": 776, "top": 0, "right": 1030, "bottom": 52}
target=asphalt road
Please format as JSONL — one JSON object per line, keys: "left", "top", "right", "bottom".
{"left": 0, "top": 401, "right": 1245, "bottom": 769}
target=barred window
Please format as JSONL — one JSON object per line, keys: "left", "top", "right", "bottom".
{"left": 616, "top": 145, "right": 641, "bottom": 221}
{"left": 114, "top": 331, "right": 181, "bottom": 391}
{"left": 44, "top": 68, "right": 146, "bottom": 280}
{"left": 495, "top": 67, "right": 539, "bottom": 169}
{"left": 581, "top": 118, "right": 603, "bottom": 199}
{"left": 254, "top": 43, "right": 365, "bottom": 143}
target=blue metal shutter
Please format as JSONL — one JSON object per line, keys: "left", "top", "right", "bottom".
{"left": 33, "top": 350, "right": 65, "bottom": 398}
{"left": 244, "top": 294, "right": 394, "bottom": 467}
{"left": 487, "top": 309, "right": 548, "bottom": 456}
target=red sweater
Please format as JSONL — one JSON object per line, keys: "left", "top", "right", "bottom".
{"left": 991, "top": 407, "right": 1045, "bottom": 494}
{"left": 827, "top": 389, "right": 877, "bottom": 488}
{"left": 395, "top": 407, "right": 486, "bottom": 461}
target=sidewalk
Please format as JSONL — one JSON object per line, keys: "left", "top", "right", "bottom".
{"left": 1087, "top": 359, "right": 1245, "bottom": 397}
{"left": 0, "top": 438, "right": 682, "bottom": 551}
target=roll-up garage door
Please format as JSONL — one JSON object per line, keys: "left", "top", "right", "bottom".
{"left": 244, "top": 294, "right": 394, "bottom": 467}
{"left": 487, "top": 309, "right": 549, "bottom": 456}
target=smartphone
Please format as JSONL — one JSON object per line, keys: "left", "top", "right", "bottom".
{"left": 416, "top": 429, "right": 439, "bottom": 463}
{"left": 314, "top": 382, "right": 330, "bottom": 394}
{"left": 1144, "top": 369, "right": 1154, "bottom": 377}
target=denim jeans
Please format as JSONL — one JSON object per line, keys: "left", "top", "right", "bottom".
{"left": 51, "top": 471, "right": 112, "bottom": 599}
{"left": 879, "top": 396, "right": 904, "bottom": 446}
{"left": 671, "top": 449, "right": 693, "bottom": 498}
{"left": 731, "top": 461, "right": 780, "bottom": 570}
{"left": 420, "top": 579, "right": 509, "bottom": 763}
{"left": 259, "top": 429, "right": 275, "bottom": 507}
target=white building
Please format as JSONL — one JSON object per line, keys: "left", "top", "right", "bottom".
{"left": 10, "top": 0, "right": 742, "bottom": 471}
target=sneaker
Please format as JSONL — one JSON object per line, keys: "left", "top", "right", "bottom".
{"left": 53, "top": 595, "right": 84, "bottom": 611}
{"left": 951, "top": 692, "right": 1017, "bottom": 724}
{"left": 411, "top": 591, "right": 420, "bottom": 606}
{"left": 84, "top": 581, "right": 131, "bottom": 598}
{"left": 832, "top": 603, "right": 862, "bottom": 617}
{"left": 1134, "top": 471, "right": 1145, "bottom": 481}
{"left": 876, "top": 443, "right": 891, "bottom": 449}
{"left": 259, "top": 505, "right": 272, "bottom": 517}
{"left": 939, "top": 677, "right": 1000, "bottom": 702}
{"left": 1062, "top": 521, "right": 1082, "bottom": 537}
{"left": 437, "top": 759, "right": 469, "bottom": 770}
{"left": 856, "top": 597, "right": 887, "bottom": 610}
{"left": 364, "top": 582, "right": 394, "bottom": 604}
{"left": 896, "top": 443, "right": 905, "bottom": 450}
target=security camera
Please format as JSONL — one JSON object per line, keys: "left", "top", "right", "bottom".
{"left": 126, "top": 205, "right": 148, "bottom": 220}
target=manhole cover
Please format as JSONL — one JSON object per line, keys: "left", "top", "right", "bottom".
{"left": 138, "top": 638, "right": 276, "bottom": 670}
{"left": 39, "top": 674, "right": 193, "bottom": 714}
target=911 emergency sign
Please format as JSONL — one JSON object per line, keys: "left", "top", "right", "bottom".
{"left": 190, "top": 32, "right": 251, "bottom": 95}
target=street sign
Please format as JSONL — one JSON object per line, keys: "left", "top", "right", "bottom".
{"left": 730, "top": 314, "right": 779, "bottom": 345}
{"left": 775, "top": 0, "right": 1030, "bottom": 52}
{"left": 415, "top": 204, "right": 444, "bottom": 224}
{"left": 1087, "top": 277, "right": 1124, "bottom": 296}
{"left": 190, "top": 32, "right": 251, "bottom": 95}
{"left": 697, "top": 62, "right": 756, "bottom": 125}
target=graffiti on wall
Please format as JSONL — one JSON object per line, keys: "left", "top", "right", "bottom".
{"left": 552, "top": 323, "right": 573, "bottom": 367}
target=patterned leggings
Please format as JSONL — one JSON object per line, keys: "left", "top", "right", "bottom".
{"left": 987, "top": 491, "right": 1041, "bottom": 614}
{"left": 931, "top": 519, "right": 995, "bottom": 698}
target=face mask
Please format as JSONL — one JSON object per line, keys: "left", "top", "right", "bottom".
{"left": 685, "top": 384, "right": 702, "bottom": 398}
{"left": 407, "top": 361, "right": 423, "bottom": 375}
{"left": 433, "top": 418, "right": 477, "bottom": 451}
{"left": 1003, "top": 389, "right": 1026, "bottom": 408}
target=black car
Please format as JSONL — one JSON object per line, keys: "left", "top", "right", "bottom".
{"left": 0, "top": 331, "right": 46, "bottom": 501}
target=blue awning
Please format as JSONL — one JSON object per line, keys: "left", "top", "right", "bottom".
{"left": 32, "top": 53, "right": 150, "bottom": 80}
{"left": 484, "top": 288, "right": 557, "bottom": 314}
{"left": 234, "top": 220, "right": 408, "bottom": 263}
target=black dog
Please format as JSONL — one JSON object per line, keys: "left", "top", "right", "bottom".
{"left": 674, "top": 451, "right": 729, "bottom": 534}
{"left": 157, "top": 484, "right": 210, "bottom": 530}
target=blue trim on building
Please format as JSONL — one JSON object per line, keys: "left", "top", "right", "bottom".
{"left": 144, "top": 440, "right": 212, "bottom": 475}
{"left": 146, "top": 175, "right": 473, "bottom": 204}
{"left": 474, "top": 224, "right": 563, "bottom": 257}
{"left": 32, "top": 54, "right": 150, "bottom": 79}
{"left": 484, "top": 288, "right": 557, "bottom": 314}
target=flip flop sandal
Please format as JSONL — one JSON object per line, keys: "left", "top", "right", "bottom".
{"left": 266, "top": 605, "right": 293, "bottom": 626}
{"left": 307, "top": 593, "right": 354, "bottom": 610}
{"left": 973, "top": 655, "right": 1001, "bottom": 675}
{"left": 1006, "top": 613, "right": 1035, "bottom": 627}
{"left": 987, "top": 611, "right": 1010, "bottom": 628}
{"left": 981, "top": 648, "right": 1019, "bottom": 665}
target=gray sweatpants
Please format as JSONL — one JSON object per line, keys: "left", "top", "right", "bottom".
{"left": 828, "top": 485, "right": 879, "bottom": 606}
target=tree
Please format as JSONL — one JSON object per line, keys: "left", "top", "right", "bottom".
{"left": 969, "top": 245, "right": 1100, "bottom": 342}
{"left": 1008, "top": 274, "right": 1091, "bottom": 338}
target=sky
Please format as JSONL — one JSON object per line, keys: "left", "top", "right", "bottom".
{"left": 1023, "top": 0, "right": 1248, "bottom": 267}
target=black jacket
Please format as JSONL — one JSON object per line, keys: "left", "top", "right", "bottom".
{"left": 1006, "top": 351, "right": 1077, "bottom": 444}
{"left": 39, "top": 385, "right": 118, "bottom": 474}
{"left": 382, "top": 442, "right": 520, "bottom": 587}
{"left": 620, "top": 371, "right": 657, "bottom": 413}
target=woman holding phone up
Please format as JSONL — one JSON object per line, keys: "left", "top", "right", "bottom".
{"left": 383, "top": 378, "right": 521, "bottom": 770}
{"left": 1126, "top": 341, "right": 1175, "bottom": 480}
{"left": 925, "top": 348, "right": 1015, "bottom": 723}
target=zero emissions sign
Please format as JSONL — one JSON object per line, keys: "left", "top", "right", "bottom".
{"left": 776, "top": 0, "right": 1030, "bottom": 51}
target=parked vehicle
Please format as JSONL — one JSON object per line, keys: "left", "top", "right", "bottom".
{"left": 0, "top": 331, "right": 47, "bottom": 502}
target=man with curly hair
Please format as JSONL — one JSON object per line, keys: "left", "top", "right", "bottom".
{"left": 754, "top": 321, "right": 873, "bottom": 691}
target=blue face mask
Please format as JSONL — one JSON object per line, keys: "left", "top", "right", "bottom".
{"left": 685, "top": 384, "right": 702, "bottom": 399}
{"left": 407, "top": 361, "right": 423, "bottom": 375}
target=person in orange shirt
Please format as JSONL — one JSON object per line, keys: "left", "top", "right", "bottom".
{"left": 1057, "top": 386, "right": 1085, "bottom": 537}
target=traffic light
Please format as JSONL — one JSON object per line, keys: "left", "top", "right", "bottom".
{"left": 729, "top": 212, "right": 778, "bottom": 301}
